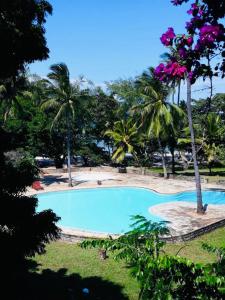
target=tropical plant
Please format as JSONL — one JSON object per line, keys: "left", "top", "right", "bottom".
{"left": 41, "top": 63, "right": 85, "bottom": 186}
{"left": 81, "top": 215, "right": 224, "bottom": 299}
{"left": 105, "top": 118, "right": 139, "bottom": 164}
{"left": 134, "top": 68, "right": 184, "bottom": 178}
{"left": 179, "top": 113, "right": 224, "bottom": 174}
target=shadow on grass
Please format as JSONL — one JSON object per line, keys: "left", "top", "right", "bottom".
{"left": 3, "top": 260, "right": 129, "bottom": 300}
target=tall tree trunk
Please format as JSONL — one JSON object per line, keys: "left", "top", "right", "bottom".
{"left": 209, "top": 162, "right": 212, "bottom": 175}
{"left": 66, "top": 116, "right": 73, "bottom": 187}
{"left": 177, "top": 81, "right": 181, "bottom": 106}
{"left": 171, "top": 147, "right": 175, "bottom": 174}
{"left": 186, "top": 78, "right": 203, "bottom": 213}
{"left": 158, "top": 138, "right": 167, "bottom": 179}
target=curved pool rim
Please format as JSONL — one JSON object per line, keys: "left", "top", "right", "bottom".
{"left": 36, "top": 186, "right": 225, "bottom": 239}
{"left": 35, "top": 184, "right": 225, "bottom": 196}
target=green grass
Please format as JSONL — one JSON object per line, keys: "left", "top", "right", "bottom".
{"left": 32, "top": 227, "right": 225, "bottom": 299}
{"left": 34, "top": 242, "right": 139, "bottom": 299}
{"left": 177, "top": 167, "right": 225, "bottom": 177}
{"left": 148, "top": 166, "right": 225, "bottom": 178}
{"left": 165, "top": 227, "right": 225, "bottom": 264}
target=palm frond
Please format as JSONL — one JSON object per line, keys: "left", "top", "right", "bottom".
{"left": 41, "top": 99, "right": 59, "bottom": 110}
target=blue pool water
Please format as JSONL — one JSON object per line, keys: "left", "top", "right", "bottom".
{"left": 37, "top": 187, "right": 225, "bottom": 234}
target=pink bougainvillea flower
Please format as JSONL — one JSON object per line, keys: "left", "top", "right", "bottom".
{"left": 186, "top": 36, "right": 193, "bottom": 46}
{"left": 179, "top": 48, "right": 187, "bottom": 59}
{"left": 199, "top": 25, "right": 223, "bottom": 45}
{"left": 160, "top": 27, "right": 176, "bottom": 46}
{"left": 177, "top": 65, "right": 187, "bottom": 76}
{"left": 177, "top": 35, "right": 193, "bottom": 48}
{"left": 154, "top": 63, "right": 165, "bottom": 76}
{"left": 188, "top": 71, "right": 194, "bottom": 80}
{"left": 154, "top": 63, "right": 166, "bottom": 81}
{"left": 187, "top": 3, "right": 199, "bottom": 15}
{"left": 155, "top": 61, "right": 187, "bottom": 82}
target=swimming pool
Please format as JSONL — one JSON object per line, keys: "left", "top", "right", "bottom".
{"left": 37, "top": 187, "right": 225, "bottom": 234}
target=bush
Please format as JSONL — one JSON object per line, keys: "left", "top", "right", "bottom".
{"left": 0, "top": 129, "right": 60, "bottom": 270}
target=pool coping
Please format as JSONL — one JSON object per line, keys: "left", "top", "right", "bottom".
{"left": 34, "top": 186, "right": 225, "bottom": 242}
{"left": 35, "top": 184, "right": 225, "bottom": 196}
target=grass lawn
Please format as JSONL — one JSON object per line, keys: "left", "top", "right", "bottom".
{"left": 148, "top": 166, "right": 225, "bottom": 178}
{"left": 34, "top": 242, "right": 139, "bottom": 300}
{"left": 33, "top": 227, "right": 225, "bottom": 299}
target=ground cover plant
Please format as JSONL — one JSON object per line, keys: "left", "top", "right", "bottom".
{"left": 81, "top": 216, "right": 225, "bottom": 299}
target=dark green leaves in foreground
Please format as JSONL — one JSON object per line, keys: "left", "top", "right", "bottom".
{"left": 81, "top": 215, "right": 225, "bottom": 300}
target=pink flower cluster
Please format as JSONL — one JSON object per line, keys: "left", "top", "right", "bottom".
{"left": 160, "top": 27, "right": 176, "bottom": 46}
{"left": 199, "top": 25, "right": 223, "bottom": 45}
{"left": 178, "top": 35, "right": 193, "bottom": 47}
{"left": 154, "top": 61, "right": 187, "bottom": 82}
{"left": 176, "top": 35, "right": 193, "bottom": 59}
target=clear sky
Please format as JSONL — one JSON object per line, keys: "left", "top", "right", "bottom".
{"left": 30, "top": 0, "right": 224, "bottom": 99}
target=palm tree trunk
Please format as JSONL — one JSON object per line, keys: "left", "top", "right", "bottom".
{"left": 66, "top": 116, "right": 73, "bottom": 187}
{"left": 177, "top": 81, "right": 181, "bottom": 106}
{"left": 158, "top": 138, "right": 167, "bottom": 179}
{"left": 186, "top": 78, "right": 203, "bottom": 213}
{"left": 209, "top": 163, "right": 212, "bottom": 175}
{"left": 171, "top": 147, "right": 175, "bottom": 174}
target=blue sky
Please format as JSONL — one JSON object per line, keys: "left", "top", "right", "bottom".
{"left": 30, "top": 0, "right": 224, "bottom": 99}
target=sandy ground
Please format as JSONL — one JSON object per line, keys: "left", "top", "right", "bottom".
{"left": 27, "top": 168, "right": 225, "bottom": 237}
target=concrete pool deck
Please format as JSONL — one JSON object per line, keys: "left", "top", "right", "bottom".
{"left": 27, "top": 168, "right": 225, "bottom": 239}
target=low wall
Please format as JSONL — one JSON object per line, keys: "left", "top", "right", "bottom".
{"left": 163, "top": 218, "right": 225, "bottom": 243}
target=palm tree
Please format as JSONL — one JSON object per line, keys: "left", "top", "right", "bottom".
{"left": 180, "top": 113, "right": 224, "bottom": 175}
{"left": 203, "top": 113, "right": 224, "bottom": 174}
{"left": 41, "top": 63, "right": 81, "bottom": 187}
{"left": 135, "top": 68, "right": 183, "bottom": 178}
{"left": 105, "top": 119, "right": 138, "bottom": 164}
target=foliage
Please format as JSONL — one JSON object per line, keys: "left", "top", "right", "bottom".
{"left": 105, "top": 119, "right": 139, "bottom": 164}
{"left": 81, "top": 215, "right": 224, "bottom": 299}
{"left": 0, "top": 0, "right": 60, "bottom": 274}
{"left": 107, "top": 79, "right": 141, "bottom": 119}
{"left": 0, "top": 0, "right": 52, "bottom": 91}
{"left": 134, "top": 68, "right": 184, "bottom": 177}
{"left": 0, "top": 129, "right": 60, "bottom": 270}
{"left": 134, "top": 68, "right": 183, "bottom": 138}
{"left": 41, "top": 63, "right": 88, "bottom": 184}
{"left": 202, "top": 243, "right": 225, "bottom": 276}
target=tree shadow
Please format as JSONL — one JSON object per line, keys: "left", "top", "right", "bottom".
{"left": 3, "top": 260, "right": 129, "bottom": 300}
{"left": 41, "top": 174, "right": 68, "bottom": 186}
